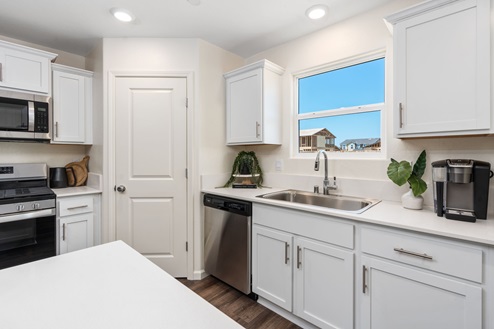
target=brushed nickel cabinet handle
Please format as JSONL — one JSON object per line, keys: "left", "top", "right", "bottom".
{"left": 62, "top": 223, "right": 66, "bottom": 241}
{"left": 67, "top": 205, "right": 89, "bottom": 210}
{"left": 393, "top": 247, "right": 433, "bottom": 260}
{"left": 55, "top": 122, "right": 59, "bottom": 138}
{"left": 399, "top": 103, "right": 404, "bottom": 128}
{"left": 0, "top": 63, "right": 2, "bottom": 82}
{"left": 284, "top": 242, "right": 290, "bottom": 264}
{"left": 296, "top": 246, "right": 302, "bottom": 269}
{"left": 362, "top": 265, "right": 368, "bottom": 294}
{"left": 255, "top": 121, "right": 260, "bottom": 138}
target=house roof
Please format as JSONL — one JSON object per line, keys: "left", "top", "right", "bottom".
{"left": 299, "top": 128, "right": 336, "bottom": 138}
{"left": 340, "top": 138, "right": 381, "bottom": 146}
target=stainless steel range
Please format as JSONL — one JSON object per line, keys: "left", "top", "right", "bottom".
{"left": 0, "top": 163, "right": 57, "bottom": 270}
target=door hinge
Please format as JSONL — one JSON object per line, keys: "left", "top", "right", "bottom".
{"left": 185, "top": 168, "right": 188, "bottom": 179}
{"left": 186, "top": 241, "right": 188, "bottom": 252}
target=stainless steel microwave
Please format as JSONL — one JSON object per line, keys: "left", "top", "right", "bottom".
{"left": 0, "top": 93, "right": 50, "bottom": 142}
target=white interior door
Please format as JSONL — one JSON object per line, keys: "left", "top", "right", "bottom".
{"left": 114, "top": 76, "right": 187, "bottom": 277}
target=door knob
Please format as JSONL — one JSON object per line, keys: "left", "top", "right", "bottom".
{"left": 115, "top": 185, "right": 126, "bottom": 193}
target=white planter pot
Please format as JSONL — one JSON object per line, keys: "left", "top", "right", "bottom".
{"left": 401, "top": 190, "right": 424, "bottom": 210}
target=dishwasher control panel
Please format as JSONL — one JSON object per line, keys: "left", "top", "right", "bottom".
{"left": 203, "top": 194, "right": 252, "bottom": 216}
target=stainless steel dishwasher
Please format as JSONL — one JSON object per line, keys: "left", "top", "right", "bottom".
{"left": 203, "top": 194, "right": 252, "bottom": 294}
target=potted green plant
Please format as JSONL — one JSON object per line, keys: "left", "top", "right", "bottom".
{"left": 224, "top": 151, "right": 264, "bottom": 187}
{"left": 387, "top": 150, "right": 427, "bottom": 210}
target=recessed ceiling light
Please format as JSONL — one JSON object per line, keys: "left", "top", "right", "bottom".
{"left": 187, "top": 0, "right": 201, "bottom": 6}
{"left": 306, "top": 4, "right": 328, "bottom": 20}
{"left": 110, "top": 8, "right": 135, "bottom": 22}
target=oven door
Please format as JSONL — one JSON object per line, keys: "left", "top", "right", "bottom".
{"left": 0, "top": 209, "right": 57, "bottom": 270}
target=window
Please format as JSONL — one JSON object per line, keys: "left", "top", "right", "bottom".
{"left": 294, "top": 51, "right": 385, "bottom": 157}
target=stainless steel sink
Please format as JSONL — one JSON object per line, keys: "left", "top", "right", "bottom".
{"left": 256, "top": 189, "right": 380, "bottom": 214}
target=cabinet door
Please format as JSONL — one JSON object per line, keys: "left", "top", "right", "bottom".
{"left": 252, "top": 225, "right": 292, "bottom": 311}
{"left": 0, "top": 47, "right": 52, "bottom": 94}
{"left": 52, "top": 70, "right": 86, "bottom": 143}
{"left": 394, "top": 0, "right": 490, "bottom": 137}
{"left": 361, "top": 256, "right": 482, "bottom": 329}
{"left": 294, "top": 237, "right": 354, "bottom": 329}
{"left": 226, "top": 68, "right": 263, "bottom": 144}
{"left": 59, "top": 213, "right": 94, "bottom": 254}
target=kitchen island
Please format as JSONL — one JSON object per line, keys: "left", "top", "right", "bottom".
{"left": 0, "top": 241, "right": 243, "bottom": 329}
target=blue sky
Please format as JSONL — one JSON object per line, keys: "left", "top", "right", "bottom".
{"left": 298, "top": 58, "right": 384, "bottom": 146}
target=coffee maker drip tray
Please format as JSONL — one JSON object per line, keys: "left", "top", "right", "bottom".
{"left": 445, "top": 208, "right": 476, "bottom": 223}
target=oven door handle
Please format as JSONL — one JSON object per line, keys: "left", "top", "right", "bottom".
{"left": 0, "top": 209, "right": 56, "bottom": 224}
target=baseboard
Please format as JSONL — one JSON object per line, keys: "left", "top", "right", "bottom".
{"left": 257, "top": 297, "right": 318, "bottom": 329}
{"left": 191, "top": 269, "right": 208, "bottom": 280}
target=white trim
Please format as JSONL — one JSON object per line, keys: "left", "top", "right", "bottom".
{"left": 294, "top": 48, "right": 386, "bottom": 79}
{"left": 106, "top": 70, "right": 195, "bottom": 279}
{"left": 292, "top": 49, "right": 386, "bottom": 160}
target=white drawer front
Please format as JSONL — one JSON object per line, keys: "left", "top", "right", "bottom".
{"left": 58, "top": 196, "right": 94, "bottom": 217}
{"left": 253, "top": 203, "right": 354, "bottom": 249}
{"left": 361, "top": 227, "right": 482, "bottom": 283}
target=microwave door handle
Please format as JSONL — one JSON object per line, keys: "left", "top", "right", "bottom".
{"left": 28, "top": 101, "right": 35, "bottom": 132}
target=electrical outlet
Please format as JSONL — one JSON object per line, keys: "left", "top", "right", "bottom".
{"left": 275, "top": 159, "right": 283, "bottom": 172}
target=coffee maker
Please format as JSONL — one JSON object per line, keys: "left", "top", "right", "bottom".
{"left": 432, "top": 159, "right": 492, "bottom": 222}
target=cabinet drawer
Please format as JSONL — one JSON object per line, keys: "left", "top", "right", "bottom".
{"left": 253, "top": 204, "right": 354, "bottom": 249}
{"left": 58, "top": 196, "right": 94, "bottom": 217}
{"left": 361, "top": 227, "right": 482, "bottom": 283}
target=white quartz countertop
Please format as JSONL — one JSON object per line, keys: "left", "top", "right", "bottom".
{"left": 52, "top": 185, "right": 102, "bottom": 197}
{"left": 0, "top": 241, "right": 243, "bottom": 329}
{"left": 202, "top": 187, "right": 494, "bottom": 246}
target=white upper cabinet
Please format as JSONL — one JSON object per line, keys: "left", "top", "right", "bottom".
{"left": 52, "top": 64, "right": 93, "bottom": 144}
{"left": 224, "top": 59, "right": 284, "bottom": 145}
{"left": 385, "top": 0, "right": 491, "bottom": 138}
{"left": 0, "top": 40, "right": 57, "bottom": 94}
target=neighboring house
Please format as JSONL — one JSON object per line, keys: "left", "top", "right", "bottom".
{"left": 299, "top": 128, "right": 339, "bottom": 153}
{"left": 340, "top": 138, "right": 381, "bottom": 152}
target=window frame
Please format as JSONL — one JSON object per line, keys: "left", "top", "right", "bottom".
{"left": 292, "top": 49, "right": 387, "bottom": 160}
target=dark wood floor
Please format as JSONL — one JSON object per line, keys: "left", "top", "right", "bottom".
{"left": 178, "top": 275, "right": 301, "bottom": 329}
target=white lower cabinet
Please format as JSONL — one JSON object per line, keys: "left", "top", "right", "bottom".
{"left": 360, "top": 226, "right": 483, "bottom": 329}
{"left": 252, "top": 204, "right": 354, "bottom": 329}
{"left": 251, "top": 204, "right": 488, "bottom": 328}
{"left": 293, "top": 236, "right": 353, "bottom": 329}
{"left": 58, "top": 195, "right": 95, "bottom": 254}
{"left": 360, "top": 256, "right": 481, "bottom": 329}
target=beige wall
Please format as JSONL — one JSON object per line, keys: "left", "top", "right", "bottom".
{"left": 240, "top": 0, "right": 494, "bottom": 199}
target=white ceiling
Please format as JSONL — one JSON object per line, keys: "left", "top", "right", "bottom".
{"left": 0, "top": 0, "right": 395, "bottom": 58}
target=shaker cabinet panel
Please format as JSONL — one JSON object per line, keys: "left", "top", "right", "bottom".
{"left": 59, "top": 213, "right": 93, "bottom": 254}
{"left": 252, "top": 224, "right": 293, "bottom": 311}
{"left": 294, "top": 237, "right": 354, "bottom": 329}
{"left": 361, "top": 256, "right": 482, "bottom": 329}
{"left": 52, "top": 64, "right": 93, "bottom": 144}
{"left": 386, "top": 0, "right": 490, "bottom": 137}
{"left": 0, "top": 40, "right": 57, "bottom": 94}
{"left": 225, "top": 59, "right": 284, "bottom": 145}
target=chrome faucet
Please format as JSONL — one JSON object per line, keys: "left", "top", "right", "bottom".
{"left": 314, "top": 150, "right": 337, "bottom": 195}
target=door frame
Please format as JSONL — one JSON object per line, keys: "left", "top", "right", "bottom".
{"left": 107, "top": 71, "right": 195, "bottom": 279}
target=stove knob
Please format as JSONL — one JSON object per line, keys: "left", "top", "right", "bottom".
{"left": 16, "top": 204, "right": 25, "bottom": 211}
{"left": 32, "top": 203, "right": 41, "bottom": 210}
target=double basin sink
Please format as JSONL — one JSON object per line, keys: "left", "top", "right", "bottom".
{"left": 257, "top": 189, "right": 380, "bottom": 214}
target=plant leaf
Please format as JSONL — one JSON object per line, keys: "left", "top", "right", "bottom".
{"left": 387, "top": 160, "right": 412, "bottom": 186}
{"left": 408, "top": 175, "right": 427, "bottom": 197}
{"left": 412, "top": 150, "right": 427, "bottom": 179}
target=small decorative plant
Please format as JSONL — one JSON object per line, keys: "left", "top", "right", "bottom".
{"left": 387, "top": 150, "right": 427, "bottom": 197}
{"left": 224, "top": 151, "right": 264, "bottom": 187}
